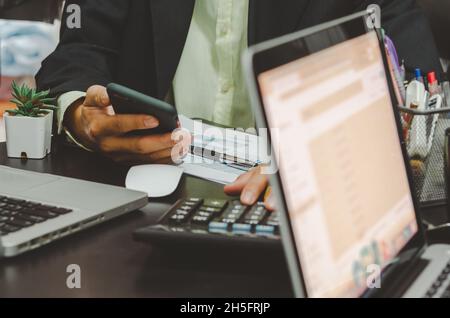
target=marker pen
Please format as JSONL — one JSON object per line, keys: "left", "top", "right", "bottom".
{"left": 415, "top": 68, "right": 424, "bottom": 83}
{"left": 427, "top": 71, "right": 441, "bottom": 96}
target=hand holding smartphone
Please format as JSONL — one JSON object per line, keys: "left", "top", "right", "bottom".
{"left": 107, "top": 83, "right": 178, "bottom": 135}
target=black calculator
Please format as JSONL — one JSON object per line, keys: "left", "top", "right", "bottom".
{"left": 133, "top": 198, "right": 282, "bottom": 249}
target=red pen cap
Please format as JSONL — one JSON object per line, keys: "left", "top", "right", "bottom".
{"left": 427, "top": 71, "right": 437, "bottom": 84}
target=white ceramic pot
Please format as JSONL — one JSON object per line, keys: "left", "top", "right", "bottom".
{"left": 4, "top": 111, "right": 53, "bottom": 159}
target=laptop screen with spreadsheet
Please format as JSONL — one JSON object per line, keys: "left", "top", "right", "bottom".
{"left": 257, "top": 31, "right": 418, "bottom": 298}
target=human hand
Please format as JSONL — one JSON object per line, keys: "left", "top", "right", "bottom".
{"left": 64, "top": 85, "right": 191, "bottom": 164}
{"left": 224, "top": 166, "right": 276, "bottom": 210}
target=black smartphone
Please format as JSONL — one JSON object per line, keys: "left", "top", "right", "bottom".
{"left": 107, "top": 83, "right": 178, "bottom": 135}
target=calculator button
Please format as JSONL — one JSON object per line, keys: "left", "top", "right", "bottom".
{"left": 267, "top": 220, "right": 279, "bottom": 226}
{"left": 196, "top": 211, "right": 213, "bottom": 218}
{"left": 169, "top": 206, "right": 195, "bottom": 224}
{"left": 209, "top": 221, "right": 229, "bottom": 233}
{"left": 181, "top": 199, "right": 202, "bottom": 209}
{"left": 179, "top": 205, "right": 194, "bottom": 212}
{"left": 191, "top": 228, "right": 209, "bottom": 235}
{"left": 220, "top": 213, "right": 245, "bottom": 224}
{"left": 169, "top": 214, "right": 189, "bottom": 224}
{"left": 203, "top": 199, "right": 228, "bottom": 210}
{"left": 200, "top": 207, "right": 222, "bottom": 214}
{"left": 232, "top": 223, "right": 252, "bottom": 234}
{"left": 175, "top": 209, "right": 190, "bottom": 216}
{"left": 191, "top": 211, "right": 214, "bottom": 225}
{"left": 169, "top": 226, "right": 186, "bottom": 233}
{"left": 219, "top": 204, "right": 248, "bottom": 223}
{"left": 192, "top": 216, "right": 212, "bottom": 225}
{"left": 183, "top": 201, "right": 198, "bottom": 207}
{"left": 221, "top": 218, "right": 238, "bottom": 224}
{"left": 244, "top": 205, "right": 268, "bottom": 225}
{"left": 255, "top": 225, "right": 276, "bottom": 236}
{"left": 230, "top": 200, "right": 247, "bottom": 208}
{"left": 266, "top": 213, "right": 280, "bottom": 226}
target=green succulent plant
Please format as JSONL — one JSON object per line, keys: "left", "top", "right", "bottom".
{"left": 6, "top": 81, "right": 57, "bottom": 117}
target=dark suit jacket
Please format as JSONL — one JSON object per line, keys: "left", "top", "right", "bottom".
{"left": 36, "top": 0, "right": 442, "bottom": 101}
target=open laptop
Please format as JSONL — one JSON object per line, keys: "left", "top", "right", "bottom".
{"left": 0, "top": 165, "right": 148, "bottom": 257}
{"left": 244, "top": 11, "right": 450, "bottom": 298}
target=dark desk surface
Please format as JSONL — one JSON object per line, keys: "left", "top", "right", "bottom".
{"left": 1, "top": 141, "right": 448, "bottom": 298}
{"left": 0, "top": 141, "right": 292, "bottom": 298}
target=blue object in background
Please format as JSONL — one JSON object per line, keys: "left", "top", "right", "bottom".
{"left": 415, "top": 68, "right": 424, "bottom": 83}
{"left": 0, "top": 19, "right": 59, "bottom": 77}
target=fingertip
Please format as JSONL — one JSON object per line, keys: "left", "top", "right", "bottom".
{"left": 223, "top": 183, "right": 239, "bottom": 196}
{"left": 241, "top": 190, "right": 257, "bottom": 206}
{"left": 144, "top": 116, "right": 159, "bottom": 128}
{"left": 223, "top": 184, "right": 233, "bottom": 194}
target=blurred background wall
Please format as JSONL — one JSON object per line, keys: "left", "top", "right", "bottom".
{"left": 418, "top": 0, "right": 450, "bottom": 64}
{"left": 0, "top": 0, "right": 63, "bottom": 117}
{"left": 0, "top": 0, "right": 63, "bottom": 23}
{"left": 0, "top": 0, "right": 449, "bottom": 117}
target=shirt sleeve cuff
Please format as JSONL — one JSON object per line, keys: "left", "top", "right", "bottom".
{"left": 57, "top": 91, "right": 86, "bottom": 134}
{"left": 57, "top": 91, "right": 93, "bottom": 152}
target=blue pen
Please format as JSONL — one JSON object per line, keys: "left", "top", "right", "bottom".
{"left": 415, "top": 68, "right": 424, "bottom": 83}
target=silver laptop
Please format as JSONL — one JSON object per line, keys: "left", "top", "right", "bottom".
{"left": 244, "top": 11, "right": 450, "bottom": 298}
{"left": 0, "top": 165, "right": 147, "bottom": 257}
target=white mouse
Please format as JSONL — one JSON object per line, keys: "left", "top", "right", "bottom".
{"left": 125, "top": 165, "right": 184, "bottom": 198}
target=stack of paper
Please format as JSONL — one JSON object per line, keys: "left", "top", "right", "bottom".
{"left": 178, "top": 115, "right": 269, "bottom": 184}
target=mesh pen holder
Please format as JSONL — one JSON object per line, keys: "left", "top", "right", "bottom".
{"left": 399, "top": 106, "right": 450, "bottom": 206}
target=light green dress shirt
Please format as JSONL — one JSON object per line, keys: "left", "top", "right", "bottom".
{"left": 173, "top": 0, "right": 253, "bottom": 129}
{"left": 57, "top": 0, "right": 253, "bottom": 147}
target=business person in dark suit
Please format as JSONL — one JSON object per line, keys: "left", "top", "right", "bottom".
{"left": 36, "top": 0, "right": 441, "bottom": 207}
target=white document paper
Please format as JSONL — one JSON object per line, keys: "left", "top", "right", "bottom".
{"left": 181, "top": 154, "right": 242, "bottom": 185}
{"left": 178, "top": 115, "right": 269, "bottom": 184}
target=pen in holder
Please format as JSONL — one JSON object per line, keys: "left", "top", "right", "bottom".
{"left": 399, "top": 101, "right": 450, "bottom": 207}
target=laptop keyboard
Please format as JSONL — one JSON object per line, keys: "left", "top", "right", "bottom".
{"left": 424, "top": 261, "right": 450, "bottom": 298}
{"left": 0, "top": 195, "right": 73, "bottom": 236}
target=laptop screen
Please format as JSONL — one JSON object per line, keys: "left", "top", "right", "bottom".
{"left": 257, "top": 31, "right": 418, "bottom": 298}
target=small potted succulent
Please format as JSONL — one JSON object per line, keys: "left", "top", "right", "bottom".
{"left": 4, "top": 82, "right": 57, "bottom": 159}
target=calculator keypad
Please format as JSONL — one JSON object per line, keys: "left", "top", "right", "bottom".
{"left": 167, "top": 198, "right": 279, "bottom": 238}
{"left": 168, "top": 198, "right": 203, "bottom": 224}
